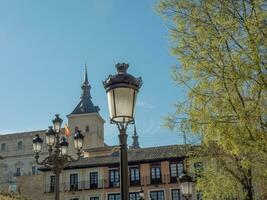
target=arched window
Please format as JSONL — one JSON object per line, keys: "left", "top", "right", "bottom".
{"left": 85, "top": 126, "right": 89, "bottom": 133}
{"left": 17, "top": 141, "right": 23, "bottom": 150}
{"left": 1, "top": 143, "right": 6, "bottom": 152}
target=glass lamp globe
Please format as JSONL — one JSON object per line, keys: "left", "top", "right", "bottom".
{"left": 103, "top": 63, "right": 142, "bottom": 124}
{"left": 45, "top": 126, "right": 56, "bottom": 146}
{"left": 179, "top": 173, "right": 194, "bottom": 197}
{"left": 52, "top": 114, "right": 63, "bottom": 133}
{"left": 33, "top": 134, "right": 43, "bottom": 153}
{"left": 60, "top": 138, "right": 69, "bottom": 155}
{"left": 73, "top": 130, "right": 84, "bottom": 150}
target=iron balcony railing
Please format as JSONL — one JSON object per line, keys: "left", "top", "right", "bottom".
{"left": 44, "top": 174, "right": 178, "bottom": 193}
{"left": 44, "top": 180, "right": 106, "bottom": 193}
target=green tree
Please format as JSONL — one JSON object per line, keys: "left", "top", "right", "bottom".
{"left": 0, "top": 192, "right": 30, "bottom": 200}
{"left": 156, "top": 0, "right": 267, "bottom": 199}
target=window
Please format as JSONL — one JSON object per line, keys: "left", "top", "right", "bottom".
{"left": 70, "top": 198, "right": 79, "bottom": 200}
{"left": 85, "top": 126, "right": 90, "bottom": 132}
{"left": 150, "top": 191, "right": 164, "bottom": 200}
{"left": 90, "top": 172, "right": 98, "bottom": 189}
{"left": 1, "top": 143, "right": 6, "bottom": 152}
{"left": 16, "top": 168, "right": 21, "bottom": 176}
{"left": 109, "top": 169, "right": 119, "bottom": 187}
{"left": 170, "top": 162, "right": 184, "bottom": 183}
{"left": 130, "top": 192, "right": 140, "bottom": 200}
{"left": 50, "top": 175, "right": 55, "bottom": 192}
{"left": 108, "top": 193, "right": 120, "bottom": 200}
{"left": 32, "top": 166, "right": 37, "bottom": 175}
{"left": 90, "top": 197, "right": 99, "bottom": 200}
{"left": 17, "top": 141, "right": 23, "bottom": 150}
{"left": 171, "top": 189, "right": 181, "bottom": 200}
{"left": 70, "top": 174, "right": 78, "bottom": 191}
{"left": 130, "top": 167, "right": 140, "bottom": 186}
{"left": 150, "top": 164, "right": 161, "bottom": 184}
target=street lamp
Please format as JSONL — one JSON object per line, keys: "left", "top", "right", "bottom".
{"left": 32, "top": 114, "right": 84, "bottom": 200}
{"left": 179, "top": 172, "right": 194, "bottom": 200}
{"left": 103, "top": 63, "right": 142, "bottom": 200}
{"left": 177, "top": 157, "right": 194, "bottom": 200}
{"left": 139, "top": 188, "right": 144, "bottom": 200}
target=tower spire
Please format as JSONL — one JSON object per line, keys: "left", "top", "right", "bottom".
{"left": 70, "top": 64, "right": 100, "bottom": 114}
{"left": 84, "top": 63, "right": 89, "bottom": 84}
{"left": 81, "top": 63, "right": 91, "bottom": 100}
{"left": 132, "top": 123, "right": 140, "bottom": 149}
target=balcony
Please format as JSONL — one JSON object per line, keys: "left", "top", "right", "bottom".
{"left": 44, "top": 174, "right": 176, "bottom": 193}
{"left": 141, "top": 174, "right": 174, "bottom": 185}
{"left": 130, "top": 180, "right": 141, "bottom": 186}
{"left": 109, "top": 181, "right": 120, "bottom": 188}
{"left": 44, "top": 180, "right": 105, "bottom": 193}
{"left": 150, "top": 178, "right": 162, "bottom": 185}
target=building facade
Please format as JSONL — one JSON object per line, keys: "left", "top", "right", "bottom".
{"left": 0, "top": 67, "right": 104, "bottom": 193}
{"left": 0, "top": 67, "right": 199, "bottom": 200}
{"left": 17, "top": 145, "right": 198, "bottom": 200}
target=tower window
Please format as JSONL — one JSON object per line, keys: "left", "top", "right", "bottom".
{"left": 85, "top": 126, "right": 90, "bottom": 133}
{"left": 17, "top": 141, "right": 23, "bottom": 150}
{"left": 1, "top": 143, "right": 6, "bottom": 152}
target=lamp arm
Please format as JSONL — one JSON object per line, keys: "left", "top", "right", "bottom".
{"left": 35, "top": 153, "right": 53, "bottom": 169}
{"left": 64, "top": 150, "right": 82, "bottom": 164}
{"left": 115, "top": 121, "right": 133, "bottom": 132}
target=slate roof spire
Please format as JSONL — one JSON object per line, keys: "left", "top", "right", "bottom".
{"left": 132, "top": 123, "right": 140, "bottom": 149}
{"left": 71, "top": 64, "right": 100, "bottom": 114}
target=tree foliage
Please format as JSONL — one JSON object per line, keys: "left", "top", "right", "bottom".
{"left": 0, "top": 192, "right": 30, "bottom": 200}
{"left": 156, "top": 0, "right": 267, "bottom": 199}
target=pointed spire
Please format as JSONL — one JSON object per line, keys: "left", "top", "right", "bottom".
{"left": 84, "top": 63, "right": 89, "bottom": 84}
{"left": 70, "top": 64, "right": 100, "bottom": 115}
{"left": 81, "top": 63, "right": 91, "bottom": 100}
{"left": 132, "top": 123, "right": 140, "bottom": 149}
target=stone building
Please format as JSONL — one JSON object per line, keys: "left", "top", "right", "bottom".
{"left": 0, "top": 67, "right": 200, "bottom": 200}
{"left": 18, "top": 145, "right": 194, "bottom": 200}
{"left": 0, "top": 67, "right": 104, "bottom": 193}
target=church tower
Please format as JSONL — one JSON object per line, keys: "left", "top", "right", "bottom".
{"left": 67, "top": 65, "right": 105, "bottom": 151}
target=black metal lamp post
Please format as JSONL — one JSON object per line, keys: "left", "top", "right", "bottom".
{"left": 103, "top": 63, "right": 142, "bottom": 200}
{"left": 32, "top": 114, "right": 84, "bottom": 200}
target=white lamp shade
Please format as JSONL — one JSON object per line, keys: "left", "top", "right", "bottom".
{"left": 74, "top": 139, "right": 83, "bottom": 149}
{"left": 139, "top": 190, "right": 144, "bottom": 198}
{"left": 46, "top": 134, "right": 55, "bottom": 146}
{"left": 33, "top": 134, "right": 43, "bottom": 153}
{"left": 61, "top": 146, "right": 67, "bottom": 155}
{"left": 54, "top": 122, "right": 61, "bottom": 133}
{"left": 52, "top": 114, "right": 63, "bottom": 133}
{"left": 180, "top": 181, "right": 193, "bottom": 196}
{"left": 107, "top": 87, "right": 137, "bottom": 123}
{"left": 33, "top": 142, "right": 42, "bottom": 153}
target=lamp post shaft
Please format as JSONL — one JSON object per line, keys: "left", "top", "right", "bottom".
{"left": 55, "top": 171, "right": 60, "bottom": 200}
{"left": 119, "top": 128, "right": 129, "bottom": 200}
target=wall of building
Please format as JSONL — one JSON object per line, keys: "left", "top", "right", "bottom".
{"left": 16, "top": 159, "right": 201, "bottom": 200}
{"left": 67, "top": 113, "right": 105, "bottom": 152}
{"left": 0, "top": 131, "right": 48, "bottom": 193}
{"left": 16, "top": 174, "right": 45, "bottom": 200}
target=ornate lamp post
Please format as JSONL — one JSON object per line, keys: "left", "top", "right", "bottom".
{"left": 103, "top": 63, "right": 142, "bottom": 200}
{"left": 32, "top": 114, "right": 84, "bottom": 200}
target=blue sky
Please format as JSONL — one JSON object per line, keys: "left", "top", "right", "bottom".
{"left": 0, "top": 0, "right": 187, "bottom": 147}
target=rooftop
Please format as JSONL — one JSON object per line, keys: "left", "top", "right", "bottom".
{"left": 40, "top": 144, "right": 187, "bottom": 171}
